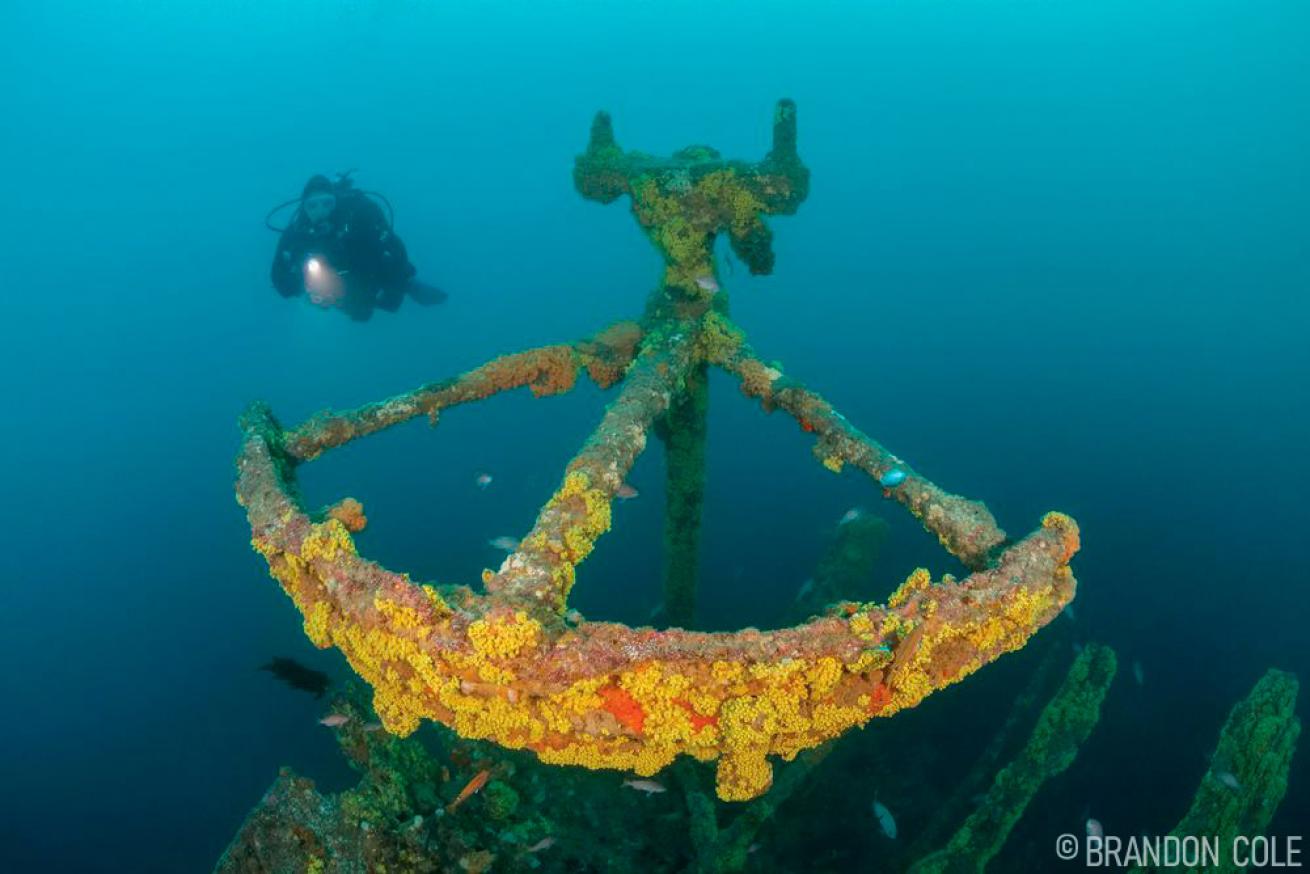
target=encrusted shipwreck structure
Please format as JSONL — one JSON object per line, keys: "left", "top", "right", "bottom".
{"left": 909, "top": 643, "right": 1118, "bottom": 873}
{"left": 235, "top": 100, "right": 1080, "bottom": 806}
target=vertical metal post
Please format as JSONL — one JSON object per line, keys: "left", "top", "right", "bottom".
{"left": 657, "top": 362, "right": 709, "bottom": 628}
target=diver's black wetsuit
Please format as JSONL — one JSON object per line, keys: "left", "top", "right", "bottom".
{"left": 271, "top": 181, "right": 418, "bottom": 321}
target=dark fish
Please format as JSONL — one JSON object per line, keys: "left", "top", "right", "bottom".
{"left": 261, "top": 657, "right": 330, "bottom": 698}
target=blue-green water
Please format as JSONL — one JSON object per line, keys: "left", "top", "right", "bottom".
{"left": 2, "top": 2, "right": 1306, "bottom": 870}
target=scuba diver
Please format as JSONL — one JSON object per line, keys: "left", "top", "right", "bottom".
{"left": 268, "top": 172, "right": 446, "bottom": 320}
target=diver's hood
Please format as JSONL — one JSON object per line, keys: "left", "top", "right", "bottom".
{"left": 301, "top": 174, "right": 335, "bottom": 200}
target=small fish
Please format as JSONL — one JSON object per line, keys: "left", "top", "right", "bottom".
{"left": 261, "top": 656, "right": 330, "bottom": 698}
{"left": 475, "top": 473, "right": 493, "bottom": 489}
{"left": 747, "top": 843, "right": 760, "bottom": 855}
{"left": 564, "top": 609, "right": 584, "bottom": 625}
{"left": 319, "top": 713, "right": 351, "bottom": 727}
{"left": 362, "top": 722, "right": 384, "bottom": 733}
{"left": 839, "top": 508, "right": 863, "bottom": 525}
{"left": 1086, "top": 818, "right": 1104, "bottom": 839}
{"left": 879, "top": 468, "right": 907, "bottom": 488}
{"left": 1062, "top": 604, "right": 1077, "bottom": 622}
{"left": 526, "top": 837, "right": 556, "bottom": 853}
{"left": 872, "top": 798, "right": 898, "bottom": 839}
{"left": 447, "top": 769, "right": 491, "bottom": 812}
{"left": 616, "top": 483, "right": 639, "bottom": 500}
{"left": 622, "top": 779, "right": 667, "bottom": 794}
{"left": 794, "top": 578, "right": 815, "bottom": 602}
{"left": 1215, "top": 770, "right": 1243, "bottom": 791}
{"left": 488, "top": 536, "right": 520, "bottom": 552}
{"left": 1132, "top": 660, "right": 1145, "bottom": 686}
{"left": 694, "top": 275, "right": 719, "bottom": 294}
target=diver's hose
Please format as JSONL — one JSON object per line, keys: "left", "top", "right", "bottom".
{"left": 263, "top": 189, "right": 396, "bottom": 234}
{"left": 264, "top": 197, "right": 301, "bottom": 233}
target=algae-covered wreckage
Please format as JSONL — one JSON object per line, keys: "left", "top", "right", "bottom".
{"left": 235, "top": 100, "right": 1079, "bottom": 802}
{"left": 224, "top": 102, "right": 1112, "bottom": 870}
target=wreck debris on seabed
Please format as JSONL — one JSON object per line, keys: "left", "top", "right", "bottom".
{"left": 908, "top": 643, "right": 1118, "bottom": 873}
{"left": 1128, "top": 669, "right": 1301, "bottom": 874}
{"left": 216, "top": 101, "right": 1294, "bottom": 873}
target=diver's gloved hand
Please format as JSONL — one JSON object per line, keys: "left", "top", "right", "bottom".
{"left": 405, "top": 279, "right": 448, "bottom": 305}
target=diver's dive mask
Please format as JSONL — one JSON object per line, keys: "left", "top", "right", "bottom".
{"left": 264, "top": 174, "right": 393, "bottom": 234}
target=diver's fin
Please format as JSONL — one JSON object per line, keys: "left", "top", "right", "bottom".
{"left": 407, "top": 280, "right": 448, "bottom": 305}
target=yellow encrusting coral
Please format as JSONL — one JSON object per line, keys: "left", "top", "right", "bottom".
{"left": 303, "top": 600, "right": 333, "bottom": 648}
{"left": 257, "top": 513, "right": 916, "bottom": 799}
{"left": 526, "top": 471, "right": 613, "bottom": 603}
{"left": 300, "top": 518, "right": 356, "bottom": 563}
{"left": 261, "top": 526, "right": 921, "bottom": 799}
{"left": 467, "top": 611, "right": 542, "bottom": 660}
{"left": 889, "top": 567, "right": 933, "bottom": 609}
{"left": 254, "top": 507, "right": 1069, "bottom": 801}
